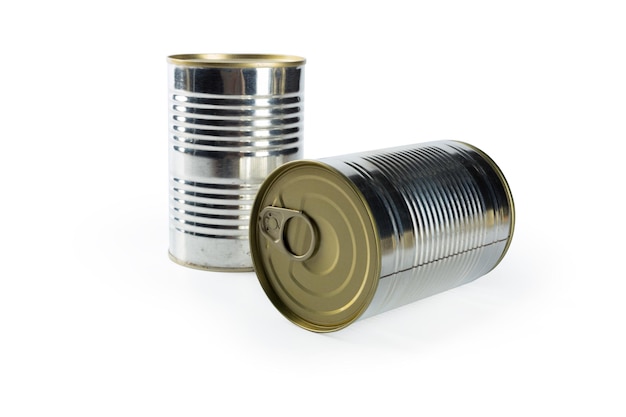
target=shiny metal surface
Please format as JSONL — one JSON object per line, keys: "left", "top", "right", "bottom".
{"left": 250, "top": 140, "right": 514, "bottom": 331}
{"left": 168, "top": 54, "right": 305, "bottom": 271}
{"left": 325, "top": 141, "right": 515, "bottom": 320}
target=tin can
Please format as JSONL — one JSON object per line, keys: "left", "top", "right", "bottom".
{"left": 168, "top": 54, "right": 305, "bottom": 271}
{"left": 250, "top": 140, "right": 515, "bottom": 331}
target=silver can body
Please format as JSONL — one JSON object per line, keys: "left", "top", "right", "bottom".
{"left": 324, "top": 141, "right": 515, "bottom": 320}
{"left": 168, "top": 54, "right": 305, "bottom": 271}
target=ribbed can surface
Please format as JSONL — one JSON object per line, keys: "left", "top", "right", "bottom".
{"left": 250, "top": 140, "right": 514, "bottom": 331}
{"left": 326, "top": 141, "right": 514, "bottom": 319}
{"left": 168, "top": 54, "right": 305, "bottom": 271}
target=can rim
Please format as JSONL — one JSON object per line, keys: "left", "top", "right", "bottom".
{"left": 250, "top": 160, "right": 382, "bottom": 332}
{"left": 454, "top": 141, "right": 516, "bottom": 268}
{"left": 167, "top": 53, "right": 306, "bottom": 68}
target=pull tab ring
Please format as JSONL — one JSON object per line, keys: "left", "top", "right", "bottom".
{"left": 258, "top": 206, "right": 317, "bottom": 262}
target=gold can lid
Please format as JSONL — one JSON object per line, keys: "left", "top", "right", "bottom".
{"left": 167, "top": 53, "right": 306, "bottom": 68}
{"left": 250, "top": 161, "right": 381, "bottom": 332}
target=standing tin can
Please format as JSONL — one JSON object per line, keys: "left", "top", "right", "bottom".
{"left": 250, "top": 140, "right": 515, "bottom": 331}
{"left": 168, "top": 54, "right": 305, "bottom": 271}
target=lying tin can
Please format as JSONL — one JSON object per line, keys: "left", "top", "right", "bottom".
{"left": 168, "top": 54, "right": 305, "bottom": 271}
{"left": 250, "top": 140, "right": 515, "bottom": 331}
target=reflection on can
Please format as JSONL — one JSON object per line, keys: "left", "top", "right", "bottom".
{"left": 168, "top": 54, "right": 305, "bottom": 271}
{"left": 250, "top": 141, "right": 515, "bottom": 331}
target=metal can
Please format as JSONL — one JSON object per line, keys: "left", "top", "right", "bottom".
{"left": 250, "top": 140, "right": 515, "bottom": 331}
{"left": 168, "top": 54, "right": 305, "bottom": 271}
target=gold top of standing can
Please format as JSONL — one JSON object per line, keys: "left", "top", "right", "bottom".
{"left": 250, "top": 161, "right": 382, "bottom": 332}
{"left": 167, "top": 53, "right": 306, "bottom": 68}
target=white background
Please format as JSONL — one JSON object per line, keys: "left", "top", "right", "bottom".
{"left": 1, "top": 1, "right": 625, "bottom": 415}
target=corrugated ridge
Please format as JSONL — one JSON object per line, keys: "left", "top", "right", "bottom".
{"left": 169, "top": 91, "right": 303, "bottom": 156}
{"left": 354, "top": 143, "right": 506, "bottom": 312}
{"left": 169, "top": 177, "right": 255, "bottom": 239}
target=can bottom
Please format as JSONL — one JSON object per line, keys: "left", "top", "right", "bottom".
{"left": 168, "top": 252, "right": 254, "bottom": 273}
{"left": 169, "top": 229, "right": 254, "bottom": 272}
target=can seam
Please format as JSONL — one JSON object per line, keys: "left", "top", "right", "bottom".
{"left": 379, "top": 237, "right": 511, "bottom": 279}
